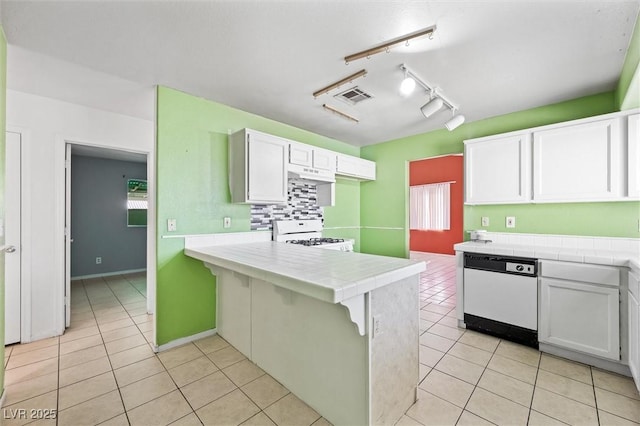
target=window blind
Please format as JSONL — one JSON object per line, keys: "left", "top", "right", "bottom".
{"left": 410, "top": 182, "right": 451, "bottom": 230}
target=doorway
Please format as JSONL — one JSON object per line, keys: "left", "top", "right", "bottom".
{"left": 63, "top": 143, "right": 152, "bottom": 341}
{"left": 408, "top": 154, "right": 464, "bottom": 255}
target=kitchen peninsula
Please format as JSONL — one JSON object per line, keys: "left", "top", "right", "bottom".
{"left": 185, "top": 236, "right": 426, "bottom": 426}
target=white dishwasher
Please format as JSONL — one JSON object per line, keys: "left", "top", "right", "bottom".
{"left": 463, "top": 253, "right": 538, "bottom": 348}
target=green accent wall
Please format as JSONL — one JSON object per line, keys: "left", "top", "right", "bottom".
{"left": 156, "top": 87, "right": 361, "bottom": 346}
{"left": 616, "top": 12, "right": 640, "bottom": 110}
{"left": 0, "top": 24, "right": 6, "bottom": 398}
{"left": 360, "top": 91, "right": 640, "bottom": 258}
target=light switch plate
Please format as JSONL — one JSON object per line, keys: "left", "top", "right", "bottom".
{"left": 223, "top": 217, "right": 231, "bottom": 228}
{"left": 167, "top": 219, "right": 177, "bottom": 232}
{"left": 506, "top": 216, "right": 516, "bottom": 228}
{"left": 481, "top": 217, "right": 490, "bottom": 227}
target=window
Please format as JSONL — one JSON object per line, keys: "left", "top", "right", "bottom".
{"left": 410, "top": 182, "right": 451, "bottom": 230}
{"left": 127, "top": 178, "right": 147, "bottom": 227}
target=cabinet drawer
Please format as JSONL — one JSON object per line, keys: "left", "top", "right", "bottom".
{"left": 540, "top": 260, "right": 620, "bottom": 287}
{"left": 630, "top": 270, "right": 640, "bottom": 300}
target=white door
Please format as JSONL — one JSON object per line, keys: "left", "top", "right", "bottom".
{"left": 5, "top": 131, "right": 22, "bottom": 344}
{"left": 64, "top": 144, "right": 72, "bottom": 327}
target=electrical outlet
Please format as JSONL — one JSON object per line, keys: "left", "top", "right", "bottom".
{"left": 96, "top": 257, "right": 102, "bottom": 265}
{"left": 506, "top": 216, "right": 516, "bottom": 228}
{"left": 223, "top": 217, "right": 231, "bottom": 228}
{"left": 481, "top": 217, "right": 490, "bottom": 227}
{"left": 167, "top": 219, "right": 177, "bottom": 232}
{"left": 373, "top": 315, "right": 382, "bottom": 338}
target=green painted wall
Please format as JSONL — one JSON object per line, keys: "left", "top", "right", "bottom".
{"left": 156, "top": 86, "right": 361, "bottom": 345}
{"left": 360, "top": 91, "right": 640, "bottom": 258}
{"left": 616, "top": 12, "right": 640, "bottom": 110}
{"left": 0, "top": 25, "right": 6, "bottom": 398}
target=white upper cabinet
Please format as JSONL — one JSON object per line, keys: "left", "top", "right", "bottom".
{"left": 464, "top": 133, "right": 531, "bottom": 204}
{"left": 289, "top": 142, "right": 313, "bottom": 167}
{"left": 628, "top": 114, "right": 639, "bottom": 199}
{"left": 313, "top": 148, "right": 336, "bottom": 172}
{"left": 289, "top": 143, "right": 337, "bottom": 172}
{"left": 533, "top": 118, "right": 623, "bottom": 202}
{"left": 464, "top": 110, "right": 637, "bottom": 205}
{"left": 336, "top": 154, "right": 376, "bottom": 180}
{"left": 229, "top": 129, "right": 288, "bottom": 204}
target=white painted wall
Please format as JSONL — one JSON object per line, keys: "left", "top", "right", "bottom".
{"left": 6, "top": 89, "right": 155, "bottom": 342}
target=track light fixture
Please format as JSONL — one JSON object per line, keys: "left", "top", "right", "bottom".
{"left": 322, "top": 104, "right": 359, "bottom": 123}
{"left": 399, "top": 69, "right": 416, "bottom": 96}
{"left": 400, "top": 64, "right": 465, "bottom": 131}
{"left": 313, "top": 69, "right": 367, "bottom": 98}
{"left": 344, "top": 25, "right": 437, "bottom": 64}
{"left": 445, "top": 113, "right": 465, "bottom": 131}
{"left": 421, "top": 97, "right": 443, "bottom": 118}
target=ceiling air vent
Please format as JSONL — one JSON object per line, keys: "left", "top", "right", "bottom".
{"left": 334, "top": 86, "right": 373, "bottom": 105}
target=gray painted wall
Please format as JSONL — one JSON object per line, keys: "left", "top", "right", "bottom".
{"left": 71, "top": 155, "right": 147, "bottom": 277}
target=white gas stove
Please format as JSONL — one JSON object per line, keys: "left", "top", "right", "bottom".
{"left": 273, "top": 219, "right": 354, "bottom": 252}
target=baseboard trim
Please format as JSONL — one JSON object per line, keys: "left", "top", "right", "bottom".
{"left": 71, "top": 268, "right": 146, "bottom": 280}
{"left": 539, "top": 343, "right": 632, "bottom": 377}
{"left": 0, "top": 387, "right": 6, "bottom": 408}
{"left": 154, "top": 328, "right": 217, "bottom": 353}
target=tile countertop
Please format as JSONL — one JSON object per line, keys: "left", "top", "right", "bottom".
{"left": 185, "top": 242, "right": 426, "bottom": 304}
{"left": 454, "top": 241, "right": 640, "bottom": 272}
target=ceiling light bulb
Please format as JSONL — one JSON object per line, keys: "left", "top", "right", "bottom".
{"left": 420, "top": 97, "right": 444, "bottom": 118}
{"left": 445, "top": 114, "right": 465, "bottom": 131}
{"left": 400, "top": 77, "right": 416, "bottom": 96}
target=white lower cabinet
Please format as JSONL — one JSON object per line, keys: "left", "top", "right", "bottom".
{"left": 629, "top": 270, "right": 640, "bottom": 392}
{"left": 539, "top": 270, "right": 620, "bottom": 361}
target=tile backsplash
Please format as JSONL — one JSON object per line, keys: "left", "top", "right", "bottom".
{"left": 251, "top": 179, "right": 323, "bottom": 230}
{"left": 477, "top": 232, "right": 640, "bottom": 254}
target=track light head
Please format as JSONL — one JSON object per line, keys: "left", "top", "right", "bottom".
{"left": 399, "top": 76, "right": 416, "bottom": 96}
{"left": 420, "top": 97, "right": 443, "bottom": 118}
{"left": 445, "top": 114, "right": 465, "bottom": 131}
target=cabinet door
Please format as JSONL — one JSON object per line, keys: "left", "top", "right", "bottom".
{"left": 247, "top": 132, "right": 288, "bottom": 204}
{"left": 533, "top": 118, "right": 623, "bottom": 202}
{"left": 539, "top": 278, "right": 620, "bottom": 360}
{"left": 628, "top": 291, "right": 640, "bottom": 391}
{"left": 313, "top": 149, "right": 336, "bottom": 172}
{"left": 628, "top": 114, "right": 639, "bottom": 198}
{"left": 336, "top": 154, "right": 376, "bottom": 180}
{"left": 289, "top": 142, "right": 313, "bottom": 167}
{"left": 336, "top": 154, "right": 360, "bottom": 176}
{"left": 464, "top": 133, "right": 531, "bottom": 204}
{"left": 357, "top": 158, "right": 376, "bottom": 180}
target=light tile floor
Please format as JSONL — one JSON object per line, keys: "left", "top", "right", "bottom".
{"left": 3, "top": 273, "right": 329, "bottom": 426}
{"left": 404, "top": 251, "right": 640, "bottom": 426}
{"left": 4, "top": 256, "right": 640, "bottom": 425}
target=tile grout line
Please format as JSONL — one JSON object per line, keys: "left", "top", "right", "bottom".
{"left": 88, "top": 276, "right": 133, "bottom": 426}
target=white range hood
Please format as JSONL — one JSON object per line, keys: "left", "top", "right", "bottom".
{"left": 288, "top": 163, "right": 335, "bottom": 183}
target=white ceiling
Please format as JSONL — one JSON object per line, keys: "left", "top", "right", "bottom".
{"left": 2, "top": 1, "right": 638, "bottom": 147}
{"left": 72, "top": 144, "right": 147, "bottom": 164}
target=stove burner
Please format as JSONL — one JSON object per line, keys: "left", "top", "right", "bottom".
{"left": 286, "top": 238, "right": 345, "bottom": 246}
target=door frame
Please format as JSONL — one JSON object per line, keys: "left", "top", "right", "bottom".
{"left": 54, "top": 136, "right": 156, "bottom": 342}
{"left": 6, "top": 126, "right": 33, "bottom": 343}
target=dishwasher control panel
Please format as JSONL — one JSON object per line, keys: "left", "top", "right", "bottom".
{"left": 464, "top": 253, "right": 538, "bottom": 276}
{"left": 505, "top": 262, "right": 536, "bottom": 275}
